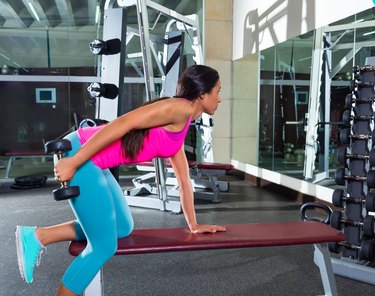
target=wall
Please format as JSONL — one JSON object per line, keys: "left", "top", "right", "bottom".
{"left": 231, "top": 54, "right": 259, "bottom": 165}
{"left": 229, "top": 0, "right": 375, "bottom": 202}
{"left": 0, "top": 80, "right": 95, "bottom": 153}
{"left": 230, "top": 0, "right": 375, "bottom": 166}
{"left": 232, "top": 0, "right": 374, "bottom": 60}
{"left": 205, "top": 0, "right": 375, "bottom": 165}
{"left": 204, "top": 0, "right": 233, "bottom": 163}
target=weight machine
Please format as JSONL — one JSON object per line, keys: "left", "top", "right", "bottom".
{"left": 90, "top": 0, "right": 212, "bottom": 213}
{"left": 304, "top": 21, "right": 375, "bottom": 182}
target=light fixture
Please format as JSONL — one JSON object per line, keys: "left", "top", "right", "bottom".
{"left": 0, "top": 53, "right": 11, "bottom": 61}
{"left": 95, "top": 5, "right": 100, "bottom": 24}
{"left": 363, "top": 30, "right": 375, "bottom": 36}
{"left": 28, "top": 1, "right": 40, "bottom": 21}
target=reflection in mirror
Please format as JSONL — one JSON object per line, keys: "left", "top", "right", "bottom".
{"left": 0, "top": 0, "right": 203, "bottom": 178}
{"left": 258, "top": 7, "right": 375, "bottom": 186}
{"left": 259, "top": 30, "right": 313, "bottom": 175}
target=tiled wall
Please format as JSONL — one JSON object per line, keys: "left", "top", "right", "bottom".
{"left": 204, "top": 0, "right": 233, "bottom": 163}
{"left": 205, "top": 0, "right": 258, "bottom": 165}
{"left": 231, "top": 55, "right": 258, "bottom": 165}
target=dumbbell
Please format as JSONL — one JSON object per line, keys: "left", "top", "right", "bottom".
{"left": 332, "top": 189, "right": 375, "bottom": 212}
{"left": 350, "top": 80, "right": 375, "bottom": 92}
{"left": 339, "top": 128, "right": 375, "bottom": 145}
{"left": 87, "top": 82, "right": 119, "bottom": 99}
{"left": 344, "top": 93, "right": 375, "bottom": 109}
{"left": 44, "top": 139, "right": 80, "bottom": 201}
{"left": 89, "top": 38, "right": 121, "bottom": 55}
{"left": 337, "top": 146, "right": 375, "bottom": 166}
{"left": 337, "top": 146, "right": 368, "bottom": 164}
{"left": 342, "top": 110, "right": 373, "bottom": 125}
{"left": 334, "top": 168, "right": 375, "bottom": 187}
{"left": 328, "top": 239, "right": 375, "bottom": 261}
{"left": 330, "top": 211, "right": 375, "bottom": 237}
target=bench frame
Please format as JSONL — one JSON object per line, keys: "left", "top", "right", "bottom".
{"left": 124, "top": 161, "right": 234, "bottom": 213}
{"left": 68, "top": 221, "right": 344, "bottom": 296}
{"left": 83, "top": 243, "right": 337, "bottom": 296}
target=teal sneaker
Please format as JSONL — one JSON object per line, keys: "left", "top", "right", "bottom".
{"left": 15, "top": 226, "right": 46, "bottom": 284}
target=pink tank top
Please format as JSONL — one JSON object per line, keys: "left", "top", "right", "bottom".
{"left": 77, "top": 116, "right": 192, "bottom": 169}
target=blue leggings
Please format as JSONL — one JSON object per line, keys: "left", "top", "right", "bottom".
{"left": 60, "top": 132, "right": 134, "bottom": 294}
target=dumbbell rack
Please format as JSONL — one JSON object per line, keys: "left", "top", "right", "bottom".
{"left": 331, "top": 63, "right": 375, "bottom": 284}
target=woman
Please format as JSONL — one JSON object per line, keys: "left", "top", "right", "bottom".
{"left": 15, "top": 64, "right": 226, "bottom": 296}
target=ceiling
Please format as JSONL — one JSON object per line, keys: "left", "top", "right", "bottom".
{"left": 0, "top": 0, "right": 200, "bottom": 71}
{"left": 0, "top": 0, "right": 97, "bottom": 28}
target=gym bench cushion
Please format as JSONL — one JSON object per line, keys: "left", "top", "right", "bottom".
{"left": 195, "top": 162, "right": 234, "bottom": 171}
{"left": 69, "top": 221, "right": 344, "bottom": 296}
{"left": 136, "top": 160, "right": 234, "bottom": 171}
{"left": 69, "top": 221, "right": 344, "bottom": 256}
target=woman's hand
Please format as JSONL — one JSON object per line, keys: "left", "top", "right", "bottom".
{"left": 190, "top": 224, "right": 226, "bottom": 234}
{"left": 54, "top": 157, "right": 79, "bottom": 182}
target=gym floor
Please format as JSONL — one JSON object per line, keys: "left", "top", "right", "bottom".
{"left": 1, "top": 171, "right": 375, "bottom": 295}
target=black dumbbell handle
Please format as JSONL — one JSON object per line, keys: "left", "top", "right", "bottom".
{"left": 332, "top": 240, "right": 375, "bottom": 261}
{"left": 339, "top": 219, "right": 363, "bottom": 227}
{"left": 337, "top": 241, "right": 361, "bottom": 250}
{"left": 342, "top": 196, "right": 365, "bottom": 203}
{"left": 55, "top": 151, "right": 70, "bottom": 188}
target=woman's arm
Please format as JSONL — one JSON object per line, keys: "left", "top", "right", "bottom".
{"left": 72, "top": 99, "right": 183, "bottom": 166}
{"left": 55, "top": 99, "right": 189, "bottom": 182}
{"left": 169, "top": 147, "right": 226, "bottom": 233}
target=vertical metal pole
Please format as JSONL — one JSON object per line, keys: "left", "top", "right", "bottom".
{"left": 136, "top": 0, "right": 155, "bottom": 99}
{"left": 97, "top": 7, "right": 127, "bottom": 121}
{"left": 99, "top": 6, "right": 127, "bottom": 182}
{"left": 136, "top": 0, "right": 168, "bottom": 208}
{"left": 46, "top": 27, "right": 51, "bottom": 68}
{"left": 323, "top": 35, "right": 331, "bottom": 179}
{"left": 304, "top": 28, "right": 324, "bottom": 180}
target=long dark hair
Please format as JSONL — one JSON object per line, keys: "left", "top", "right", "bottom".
{"left": 122, "top": 65, "right": 220, "bottom": 160}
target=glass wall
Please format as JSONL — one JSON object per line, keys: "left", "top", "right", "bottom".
{"left": 0, "top": 1, "right": 102, "bottom": 178}
{"left": 258, "top": 7, "right": 375, "bottom": 183}
{"left": 0, "top": 0, "right": 203, "bottom": 179}
{"left": 259, "top": 32, "right": 313, "bottom": 174}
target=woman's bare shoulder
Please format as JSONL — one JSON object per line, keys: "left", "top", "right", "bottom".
{"left": 155, "top": 97, "right": 193, "bottom": 119}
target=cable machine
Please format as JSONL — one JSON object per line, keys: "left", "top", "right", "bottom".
{"left": 91, "top": 0, "right": 209, "bottom": 212}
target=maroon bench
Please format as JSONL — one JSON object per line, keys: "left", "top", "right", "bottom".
{"left": 69, "top": 221, "right": 344, "bottom": 295}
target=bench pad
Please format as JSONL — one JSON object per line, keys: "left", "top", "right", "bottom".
{"left": 196, "top": 162, "right": 234, "bottom": 170}
{"left": 69, "top": 221, "right": 344, "bottom": 256}
{"left": 137, "top": 161, "right": 233, "bottom": 170}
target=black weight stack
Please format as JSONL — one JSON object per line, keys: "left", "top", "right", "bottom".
{"left": 332, "top": 62, "right": 375, "bottom": 261}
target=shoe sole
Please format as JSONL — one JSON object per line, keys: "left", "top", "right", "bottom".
{"left": 15, "top": 226, "right": 28, "bottom": 283}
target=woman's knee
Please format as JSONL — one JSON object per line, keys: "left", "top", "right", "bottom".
{"left": 93, "top": 238, "right": 118, "bottom": 262}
